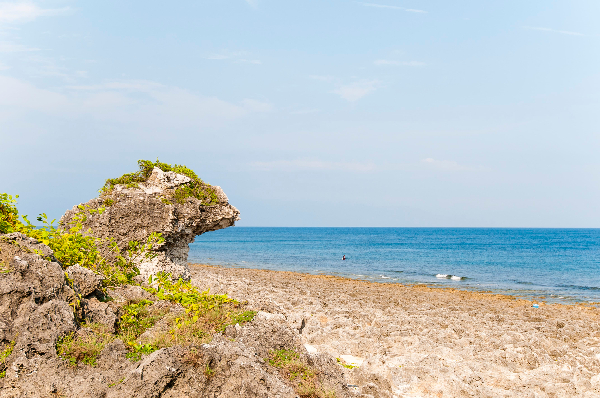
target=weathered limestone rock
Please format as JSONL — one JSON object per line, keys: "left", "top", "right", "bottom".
{"left": 107, "top": 285, "right": 154, "bottom": 303}
{"left": 83, "top": 297, "right": 118, "bottom": 333}
{"left": 0, "top": 233, "right": 75, "bottom": 343}
{"left": 0, "top": 233, "right": 77, "bottom": 380}
{"left": 66, "top": 264, "right": 103, "bottom": 296}
{"left": 60, "top": 167, "right": 240, "bottom": 281}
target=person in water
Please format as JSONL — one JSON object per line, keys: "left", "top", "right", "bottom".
{"left": 342, "top": 255, "right": 346, "bottom": 260}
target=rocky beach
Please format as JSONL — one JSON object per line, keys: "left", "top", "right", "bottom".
{"left": 2, "top": 161, "right": 599, "bottom": 398}
{"left": 192, "top": 264, "right": 600, "bottom": 397}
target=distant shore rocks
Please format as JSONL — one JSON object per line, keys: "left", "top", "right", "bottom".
{"left": 60, "top": 167, "right": 240, "bottom": 281}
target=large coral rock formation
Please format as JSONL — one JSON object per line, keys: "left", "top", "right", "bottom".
{"left": 0, "top": 235, "right": 351, "bottom": 398}
{"left": 60, "top": 167, "right": 240, "bottom": 281}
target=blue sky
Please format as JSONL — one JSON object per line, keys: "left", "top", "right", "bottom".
{"left": 1, "top": 0, "right": 598, "bottom": 227}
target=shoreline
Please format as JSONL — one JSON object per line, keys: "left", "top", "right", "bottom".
{"left": 190, "top": 262, "right": 600, "bottom": 397}
{"left": 192, "top": 261, "right": 600, "bottom": 307}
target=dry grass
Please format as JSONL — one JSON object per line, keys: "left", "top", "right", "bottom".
{"left": 267, "top": 349, "right": 335, "bottom": 398}
{"left": 56, "top": 326, "right": 114, "bottom": 367}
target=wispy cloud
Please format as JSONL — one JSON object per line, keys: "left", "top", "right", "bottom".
{"left": 243, "top": 0, "right": 257, "bottom": 7}
{"left": 524, "top": 26, "right": 584, "bottom": 37}
{"left": 356, "top": 2, "right": 427, "bottom": 13}
{"left": 332, "top": 80, "right": 379, "bottom": 102}
{"left": 206, "top": 50, "right": 261, "bottom": 65}
{"left": 374, "top": 59, "right": 425, "bottom": 66}
{"left": 0, "top": 1, "right": 70, "bottom": 23}
{"left": 421, "top": 158, "right": 474, "bottom": 171}
{"left": 251, "top": 159, "right": 376, "bottom": 172}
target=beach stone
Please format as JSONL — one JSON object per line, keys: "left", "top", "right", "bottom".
{"left": 66, "top": 264, "right": 103, "bottom": 296}
{"left": 59, "top": 167, "right": 240, "bottom": 281}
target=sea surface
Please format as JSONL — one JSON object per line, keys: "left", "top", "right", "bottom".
{"left": 189, "top": 228, "right": 600, "bottom": 304}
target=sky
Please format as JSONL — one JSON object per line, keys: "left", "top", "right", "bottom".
{"left": 1, "top": 0, "right": 599, "bottom": 227}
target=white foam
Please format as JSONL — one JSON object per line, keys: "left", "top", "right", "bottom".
{"left": 436, "top": 274, "right": 449, "bottom": 279}
{"left": 380, "top": 275, "right": 390, "bottom": 279}
{"left": 451, "top": 275, "right": 463, "bottom": 281}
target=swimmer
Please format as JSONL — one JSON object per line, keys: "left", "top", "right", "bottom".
{"left": 342, "top": 255, "right": 346, "bottom": 260}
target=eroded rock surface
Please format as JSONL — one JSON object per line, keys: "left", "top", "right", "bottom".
{"left": 191, "top": 264, "right": 600, "bottom": 398}
{"left": 60, "top": 167, "right": 240, "bottom": 281}
{"left": 0, "top": 235, "right": 350, "bottom": 397}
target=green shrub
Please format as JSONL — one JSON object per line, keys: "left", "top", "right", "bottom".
{"left": 100, "top": 159, "right": 219, "bottom": 205}
{"left": 118, "top": 299, "right": 168, "bottom": 351}
{"left": 0, "top": 193, "right": 20, "bottom": 234}
{"left": 144, "top": 273, "right": 256, "bottom": 346}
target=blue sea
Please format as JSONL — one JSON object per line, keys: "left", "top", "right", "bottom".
{"left": 189, "top": 228, "right": 600, "bottom": 304}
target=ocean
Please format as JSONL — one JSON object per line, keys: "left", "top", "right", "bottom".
{"left": 189, "top": 228, "right": 600, "bottom": 304}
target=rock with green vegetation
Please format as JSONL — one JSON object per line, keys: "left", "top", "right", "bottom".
{"left": 0, "top": 233, "right": 76, "bottom": 344}
{"left": 0, "top": 180, "right": 353, "bottom": 397}
{"left": 60, "top": 160, "right": 240, "bottom": 282}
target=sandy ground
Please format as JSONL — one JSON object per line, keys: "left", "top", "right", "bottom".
{"left": 190, "top": 264, "right": 600, "bottom": 398}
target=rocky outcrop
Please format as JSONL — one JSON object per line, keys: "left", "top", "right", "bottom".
{"left": 0, "top": 233, "right": 76, "bottom": 345}
{"left": 0, "top": 234, "right": 350, "bottom": 397}
{"left": 60, "top": 167, "right": 240, "bottom": 281}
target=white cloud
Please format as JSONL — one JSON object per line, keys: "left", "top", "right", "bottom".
{"left": 0, "top": 76, "right": 276, "bottom": 132}
{"left": 524, "top": 26, "right": 584, "bottom": 36}
{"left": 421, "top": 158, "right": 473, "bottom": 171}
{"left": 332, "top": 80, "right": 379, "bottom": 102}
{"left": 251, "top": 159, "right": 376, "bottom": 172}
{"left": 0, "top": 75, "right": 69, "bottom": 111}
{"left": 356, "top": 2, "right": 427, "bottom": 13}
{"left": 244, "top": 0, "right": 257, "bottom": 7}
{"left": 0, "top": 1, "right": 70, "bottom": 23}
{"left": 241, "top": 98, "right": 273, "bottom": 112}
{"left": 374, "top": 59, "right": 425, "bottom": 66}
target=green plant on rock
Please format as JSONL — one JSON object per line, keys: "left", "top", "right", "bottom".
{"left": 0, "top": 340, "right": 15, "bottom": 378}
{"left": 267, "top": 349, "right": 335, "bottom": 398}
{"left": 118, "top": 299, "right": 167, "bottom": 349}
{"left": 56, "top": 327, "right": 113, "bottom": 367}
{"left": 0, "top": 194, "right": 166, "bottom": 289}
{"left": 0, "top": 193, "right": 20, "bottom": 234}
{"left": 145, "top": 272, "right": 256, "bottom": 346}
{"left": 126, "top": 343, "right": 158, "bottom": 362}
{"left": 100, "top": 159, "right": 219, "bottom": 205}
